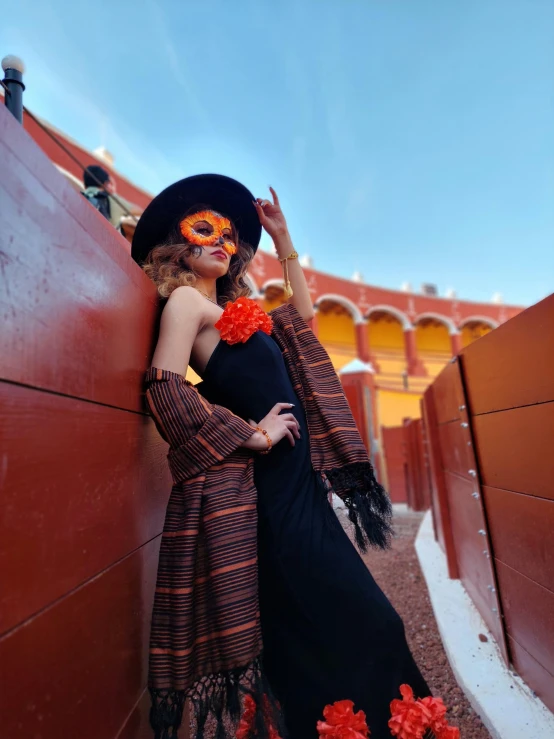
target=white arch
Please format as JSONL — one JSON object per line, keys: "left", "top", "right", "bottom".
{"left": 244, "top": 273, "right": 261, "bottom": 299}
{"left": 458, "top": 315, "right": 499, "bottom": 330}
{"left": 365, "top": 304, "right": 411, "bottom": 331}
{"left": 261, "top": 278, "right": 285, "bottom": 293}
{"left": 314, "top": 293, "right": 364, "bottom": 324}
{"left": 414, "top": 312, "right": 458, "bottom": 335}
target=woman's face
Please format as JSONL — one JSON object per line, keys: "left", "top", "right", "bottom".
{"left": 180, "top": 210, "right": 237, "bottom": 278}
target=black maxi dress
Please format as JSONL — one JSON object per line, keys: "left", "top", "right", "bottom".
{"left": 201, "top": 329, "right": 429, "bottom": 739}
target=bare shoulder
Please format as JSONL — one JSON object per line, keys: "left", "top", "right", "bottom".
{"left": 162, "top": 286, "right": 206, "bottom": 326}
{"left": 166, "top": 285, "right": 204, "bottom": 309}
{"left": 152, "top": 287, "right": 205, "bottom": 372}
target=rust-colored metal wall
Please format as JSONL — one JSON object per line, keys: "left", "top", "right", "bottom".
{"left": 423, "top": 293, "right": 554, "bottom": 712}
{"left": 381, "top": 421, "right": 431, "bottom": 509}
{"left": 423, "top": 360, "right": 507, "bottom": 661}
{"left": 381, "top": 426, "right": 408, "bottom": 503}
{"left": 343, "top": 380, "right": 371, "bottom": 452}
{"left": 421, "top": 387, "right": 458, "bottom": 578}
{"left": 403, "top": 419, "right": 432, "bottom": 512}
{"left": 0, "top": 105, "right": 171, "bottom": 736}
{"left": 462, "top": 294, "right": 554, "bottom": 713}
{"left": 341, "top": 369, "right": 383, "bottom": 482}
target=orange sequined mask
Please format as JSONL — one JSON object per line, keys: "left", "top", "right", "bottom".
{"left": 179, "top": 210, "right": 238, "bottom": 256}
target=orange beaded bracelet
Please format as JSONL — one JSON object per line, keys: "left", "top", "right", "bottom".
{"left": 255, "top": 426, "right": 272, "bottom": 455}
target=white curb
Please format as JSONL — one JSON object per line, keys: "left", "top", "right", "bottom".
{"left": 415, "top": 510, "right": 554, "bottom": 739}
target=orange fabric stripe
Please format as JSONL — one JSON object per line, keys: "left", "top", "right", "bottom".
{"left": 196, "top": 620, "right": 258, "bottom": 644}
{"left": 187, "top": 472, "right": 207, "bottom": 484}
{"left": 150, "top": 645, "right": 194, "bottom": 657}
{"left": 150, "top": 620, "right": 258, "bottom": 656}
{"left": 210, "top": 557, "right": 257, "bottom": 578}
{"left": 204, "top": 504, "right": 256, "bottom": 522}
{"left": 156, "top": 586, "right": 193, "bottom": 595}
{"left": 211, "top": 461, "right": 250, "bottom": 471}
{"left": 195, "top": 557, "right": 257, "bottom": 584}
{"left": 197, "top": 434, "right": 224, "bottom": 461}
{"left": 196, "top": 393, "right": 214, "bottom": 414}
{"left": 311, "top": 426, "right": 355, "bottom": 439}
{"left": 163, "top": 529, "right": 199, "bottom": 538}
{"left": 308, "top": 359, "right": 332, "bottom": 368}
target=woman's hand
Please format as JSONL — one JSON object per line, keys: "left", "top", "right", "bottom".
{"left": 242, "top": 402, "right": 301, "bottom": 451}
{"left": 253, "top": 186, "right": 314, "bottom": 323}
{"left": 253, "top": 187, "right": 289, "bottom": 241}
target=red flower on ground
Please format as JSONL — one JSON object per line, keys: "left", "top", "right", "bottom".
{"left": 419, "top": 696, "right": 447, "bottom": 730}
{"left": 263, "top": 695, "right": 283, "bottom": 739}
{"left": 268, "top": 725, "right": 282, "bottom": 739}
{"left": 388, "top": 686, "right": 460, "bottom": 739}
{"left": 317, "top": 699, "right": 370, "bottom": 739}
{"left": 388, "top": 685, "right": 432, "bottom": 739}
{"left": 419, "top": 695, "right": 460, "bottom": 738}
{"left": 236, "top": 695, "right": 257, "bottom": 739}
{"left": 215, "top": 297, "right": 273, "bottom": 345}
{"left": 236, "top": 693, "right": 283, "bottom": 739}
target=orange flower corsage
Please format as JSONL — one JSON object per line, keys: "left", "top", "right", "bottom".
{"left": 215, "top": 297, "right": 273, "bottom": 345}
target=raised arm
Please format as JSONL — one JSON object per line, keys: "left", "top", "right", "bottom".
{"left": 254, "top": 188, "right": 315, "bottom": 324}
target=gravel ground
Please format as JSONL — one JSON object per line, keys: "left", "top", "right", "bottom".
{"left": 341, "top": 507, "right": 492, "bottom": 739}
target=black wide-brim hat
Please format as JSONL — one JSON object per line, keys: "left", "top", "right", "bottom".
{"left": 131, "top": 173, "right": 262, "bottom": 265}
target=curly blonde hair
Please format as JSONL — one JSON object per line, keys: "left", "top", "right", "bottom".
{"left": 142, "top": 211, "right": 255, "bottom": 305}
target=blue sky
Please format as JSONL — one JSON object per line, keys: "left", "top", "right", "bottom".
{"left": 2, "top": 0, "right": 553, "bottom": 306}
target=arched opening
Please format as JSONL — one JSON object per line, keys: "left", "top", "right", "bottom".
{"left": 262, "top": 281, "right": 287, "bottom": 313}
{"left": 315, "top": 294, "right": 363, "bottom": 323}
{"left": 367, "top": 309, "right": 407, "bottom": 378}
{"left": 461, "top": 320, "right": 493, "bottom": 348}
{"left": 414, "top": 315, "right": 451, "bottom": 378}
{"left": 316, "top": 298, "right": 357, "bottom": 371}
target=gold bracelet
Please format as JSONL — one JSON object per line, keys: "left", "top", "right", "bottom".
{"left": 278, "top": 250, "right": 298, "bottom": 298}
{"left": 255, "top": 426, "right": 273, "bottom": 455}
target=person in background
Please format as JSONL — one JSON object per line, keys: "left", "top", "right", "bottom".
{"left": 81, "top": 164, "right": 126, "bottom": 231}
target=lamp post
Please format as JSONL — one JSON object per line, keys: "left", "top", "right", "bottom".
{"left": 2, "top": 55, "right": 25, "bottom": 123}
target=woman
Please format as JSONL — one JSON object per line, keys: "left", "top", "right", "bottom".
{"left": 132, "top": 174, "right": 429, "bottom": 739}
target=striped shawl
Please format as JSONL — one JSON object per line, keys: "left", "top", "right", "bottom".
{"left": 146, "top": 303, "right": 392, "bottom": 738}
